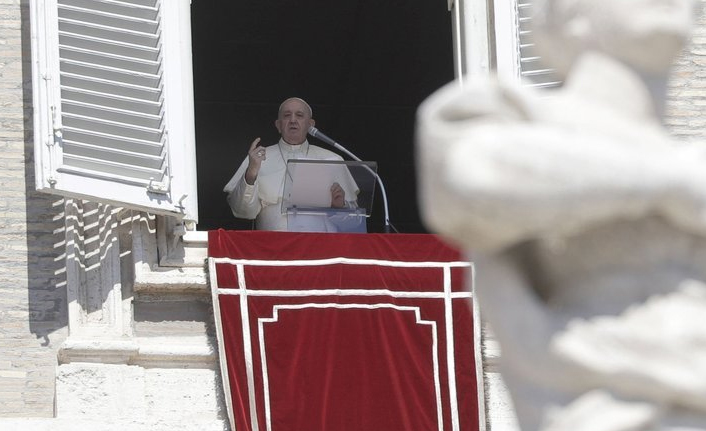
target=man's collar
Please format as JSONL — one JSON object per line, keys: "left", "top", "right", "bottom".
{"left": 278, "top": 138, "right": 309, "bottom": 153}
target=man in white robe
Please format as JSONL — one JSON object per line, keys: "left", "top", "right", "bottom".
{"left": 224, "top": 97, "right": 360, "bottom": 231}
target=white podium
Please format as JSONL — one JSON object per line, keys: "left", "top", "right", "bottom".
{"left": 281, "top": 159, "right": 377, "bottom": 233}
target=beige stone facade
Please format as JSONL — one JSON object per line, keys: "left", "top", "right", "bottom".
{"left": 0, "top": 0, "right": 67, "bottom": 418}
{"left": 0, "top": 2, "right": 224, "bottom": 429}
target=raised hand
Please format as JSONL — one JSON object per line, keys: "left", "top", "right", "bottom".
{"left": 245, "top": 138, "right": 265, "bottom": 185}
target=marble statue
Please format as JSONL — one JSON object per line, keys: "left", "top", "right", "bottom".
{"left": 416, "top": 0, "right": 706, "bottom": 429}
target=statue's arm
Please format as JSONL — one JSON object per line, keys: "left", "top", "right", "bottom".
{"left": 416, "top": 81, "right": 706, "bottom": 252}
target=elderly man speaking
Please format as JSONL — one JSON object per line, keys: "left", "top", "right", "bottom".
{"left": 224, "top": 97, "right": 358, "bottom": 231}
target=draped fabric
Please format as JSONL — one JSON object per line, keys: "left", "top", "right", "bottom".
{"left": 208, "top": 230, "right": 480, "bottom": 431}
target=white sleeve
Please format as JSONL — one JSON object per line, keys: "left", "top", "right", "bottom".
{"left": 224, "top": 158, "right": 261, "bottom": 220}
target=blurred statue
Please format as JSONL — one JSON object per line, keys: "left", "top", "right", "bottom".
{"left": 416, "top": 0, "right": 706, "bottom": 429}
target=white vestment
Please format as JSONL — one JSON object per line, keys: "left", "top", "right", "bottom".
{"left": 224, "top": 139, "right": 359, "bottom": 231}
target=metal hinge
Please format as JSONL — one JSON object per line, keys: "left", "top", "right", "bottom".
{"left": 147, "top": 177, "right": 170, "bottom": 194}
{"left": 45, "top": 102, "right": 62, "bottom": 186}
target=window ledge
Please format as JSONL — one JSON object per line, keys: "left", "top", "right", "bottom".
{"left": 58, "top": 335, "right": 217, "bottom": 368}
{"left": 134, "top": 265, "right": 208, "bottom": 293}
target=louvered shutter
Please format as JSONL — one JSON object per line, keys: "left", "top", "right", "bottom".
{"left": 493, "top": 0, "right": 561, "bottom": 88}
{"left": 30, "top": 0, "right": 198, "bottom": 221}
{"left": 515, "top": 1, "right": 560, "bottom": 88}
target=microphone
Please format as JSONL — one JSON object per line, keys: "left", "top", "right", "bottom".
{"left": 308, "top": 126, "right": 357, "bottom": 160}
{"left": 308, "top": 126, "right": 395, "bottom": 233}
{"left": 308, "top": 126, "right": 339, "bottom": 148}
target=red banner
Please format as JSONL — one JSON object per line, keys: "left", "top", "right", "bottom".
{"left": 209, "top": 230, "right": 480, "bottom": 431}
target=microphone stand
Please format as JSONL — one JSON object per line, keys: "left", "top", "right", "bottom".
{"left": 309, "top": 127, "right": 395, "bottom": 233}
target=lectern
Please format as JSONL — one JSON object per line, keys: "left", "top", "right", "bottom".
{"left": 281, "top": 159, "right": 377, "bottom": 233}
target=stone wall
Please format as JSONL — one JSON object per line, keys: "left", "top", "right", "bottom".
{"left": 665, "top": 0, "right": 706, "bottom": 140}
{"left": 0, "top": 0, "right": 67, "bottom": 418}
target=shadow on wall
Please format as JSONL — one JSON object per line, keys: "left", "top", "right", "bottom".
{"left": 21, "top": 0, "right": 68, "bottom": 347}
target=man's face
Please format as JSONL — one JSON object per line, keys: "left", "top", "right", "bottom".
{"left": 275, "top": 99, "right": 315, "bottom": 145}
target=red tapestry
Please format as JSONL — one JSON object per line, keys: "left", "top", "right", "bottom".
{"left": 208, "top": 230, "right": 480, "bottom": 431}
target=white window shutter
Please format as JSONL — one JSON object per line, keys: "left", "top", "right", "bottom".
{"left": 30, "top": 0, "right": 198, "bottom": 222}
{"left": 493, "top": 0, "right": 561, "bottom": 88}
{"left": 514, "top": 1, "right": 560, "bottom": 88}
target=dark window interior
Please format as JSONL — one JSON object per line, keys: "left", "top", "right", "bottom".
{"left": 191, "top": 0, "right": 454, "bottom": 232}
